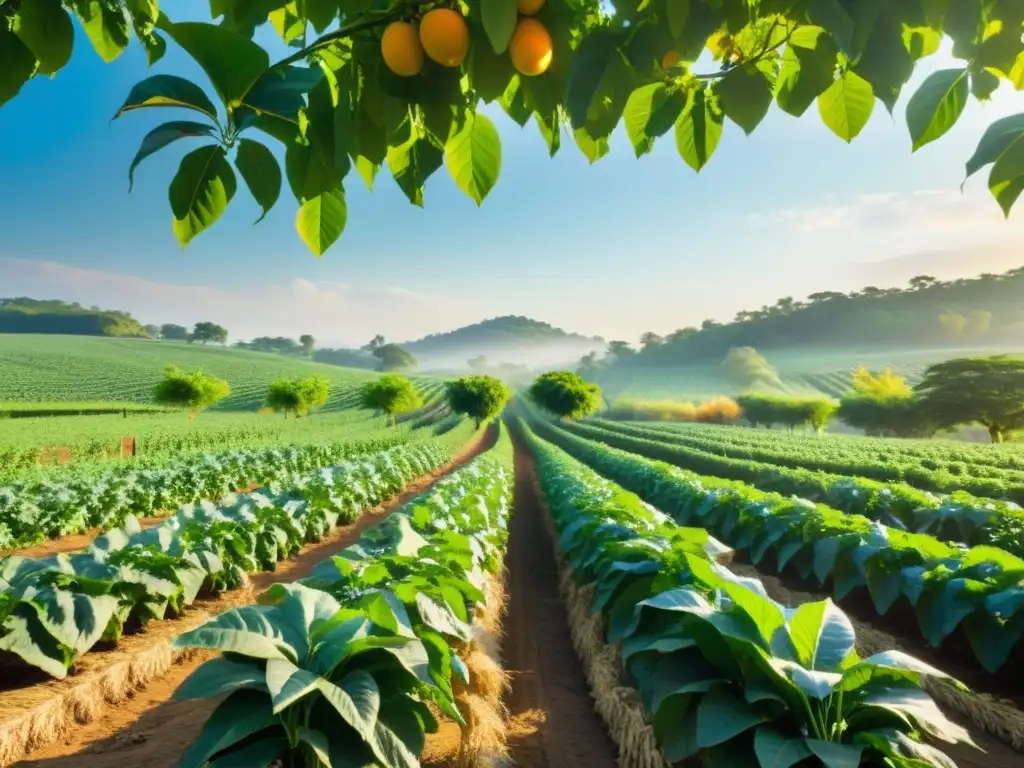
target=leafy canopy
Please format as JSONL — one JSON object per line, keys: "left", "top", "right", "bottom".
{"left": 1, "top": 1, "right": 1020, "bottom": 258}
{"left": 445, "top": 375, "right": 512, "bottom": 424}
{"left": 373, "top": 343, "right": 418, "bottom": 372}
{"left": 360, "top": 374, "right": 423, "bottom": 423}
{"left": 851, "top": 366, "right": 912, "bottom": 396}
{"left": 152, "top": 364, "right": 230, "bottom": 414}
{"left": 265, "top": 374, "right": 331, "bottom": 416}
{"left": 915, "top": 355, "right": 1024, "bottom": 443}
{"left": 529, "top": 370, "right": 602, "bottom": 420}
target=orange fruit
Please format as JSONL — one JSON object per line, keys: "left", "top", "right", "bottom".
{"left": 662, "top": 50, "right": 680, "bottom": 69}
{"left": 509, "top": 18, "right": 552, "bottom": 77}
{"left": 381, "top": 21, "right": 423, "bottom": 77}
{"left": 419, "top": 8, "right": 469, "bottom": 67}
{"left": 517, "top": 0, "right": 545, "bottom": 15}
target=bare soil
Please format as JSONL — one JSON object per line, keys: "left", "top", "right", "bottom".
{"left": 498, "top": 436, "right": 618, "bottom": 768}
{"left": 8, "top": 428, "right": 496, "bottom": 768}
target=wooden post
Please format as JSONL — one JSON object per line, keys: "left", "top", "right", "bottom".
{"left": 121, "top": 436, "right": 136, "bottom": 458}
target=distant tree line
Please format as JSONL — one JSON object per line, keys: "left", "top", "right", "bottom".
{"left": 0, "top": 298, "right": 148, "bottom": 337}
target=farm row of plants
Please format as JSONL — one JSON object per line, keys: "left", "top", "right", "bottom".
{"left": 631, "top": 417, "right": 1024, "bottom": 490}
{"left": 0, "top": 430, "right": 475, "bottom": 681}
{"left": 169, "top": 426, "right": 514, "bottom": 768}
{"left": 524, "top": 414, "right": 1024, "bottom": 674}
{"left": 518, "top": 418, "right": 972, "bottom": 767}
{"left": 565, "top": 419, "right": 1024, "bottom": 560}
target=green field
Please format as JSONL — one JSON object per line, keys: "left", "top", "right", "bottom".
{"left": 0, "top": 334, "right": 446, "bottom": 411}
{"left": 595, "top": 344, "right": 1022, "bottom": 402}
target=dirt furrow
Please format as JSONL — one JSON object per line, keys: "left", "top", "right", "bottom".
{"left": 9, "top": 427, "right": 496, "bottom": 768}
{"left": 500, "top": 436, "right": 618, "bottom": 768}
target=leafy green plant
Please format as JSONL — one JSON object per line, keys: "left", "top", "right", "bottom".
{"left": 153, "top": 365, "right": 231, "bottom": 418}
{"left": 4, "top": 2, "right": 1019, "bottom": 256}
{"left": 915, "top": 356, "right": 1024, "bottom": 443}
{"left": 444, "top": 375, "right": 511, "bottom": 426}
{"left": 266, "top": 375, "right": 332, "bottom": 417}
{"left": 529, "top": 371, "right": 602, "bottom": 420}
{"left": 361, "top": 375, "right": 424, "bottom": 426}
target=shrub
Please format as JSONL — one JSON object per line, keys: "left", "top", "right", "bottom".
{"left": 152, "top": 365, "right": 230, "bottom": 418}
{"left": 838, "top": 392, "right": 936, "bottom": 438}
{"left": 445, "top": 375, "right": 512, "bottom": 425}
{"left": 529, "top": 371, "right": 602, "bottom": 420}
{"left": 722, "top": 347, "right": 782, "bottom": 389}
{"left": 694, "top": 396, "right": 742, "bottom": 424}
{"left": 266, "top": 375, "right": 330, "bottom": 417}
{"left": 738, "top": 393, "right": 837, "bottom": 433}
{"left": 360, "top": 374, "right": 423, "bottom": 425}
{"left": 605, "top": 398, "right": 698, "bottom": 421}
{"left": 851, "top": 366, "right": 912, "bottom": 396}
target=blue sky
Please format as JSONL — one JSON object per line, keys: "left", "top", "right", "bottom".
{"left": 1, "top": 3, "right": 1021, "bottom": 347}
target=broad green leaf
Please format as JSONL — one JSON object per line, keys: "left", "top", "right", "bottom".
{"left": 584, "top": 49, "right": 633, "bottom": 139}
{"left": 818, "top": 69, "right": 875, "bottom": 142}
{"left": 160, "top": 21, "right": 270, "bottom": 107}
{"left": 753, "top": 727, "right": 812, "bottom": 768}
{"left": 266, "top": 657, "right": 320, "bottom": 713}
{"left": 175, "top": 605, "right": 296, "bottom": 660}
{"left": 297, "top": 188, "right": 348, "bottom": 257}
{"left": 964, "top": 113, "right": 1024, "bottom": 179}
{"left": 988, "top": 133, "right": 1024, "bottom": 216}
{"left": 12, "top": 0, "right": 74, "bottom": 75}
{"left": 174, "top": 656, "right": 268, "bottom": 700}
{"left": 128, "top": 120, "right": 216, "bottom": 191}
{"left": 387, "top": 135, "right": 444, "bottom": 207}
{"left": 316, "top": 671, "right": 382, "bottom": 748}
{"left": 805, "top": 739, "right": 864, "bottom": 768}
{"left": 269, "top": 4, "right": 304, "bottom": 45}
{"left": 573, "top": 127, "right": 609, "bottom": 164}
{"left": 296, "top": 727, "right": 332, "bottom": 765}
{"left": 971, "top": 68, "right": 1001, "bottom": 101}
{"left": 71, "top": 0, "right": 130, "bottom": 62}
{"left": 482, "top": 0, "right": 518, "bottom": 54}
{"left": 906, "top": 68, "right": 969, "bottom": 151}
{"left": 0, "top": 26, "right": 37, "bottom": 108}
{"left": 0, "top": 609, "right": 71, "bottom": 679}
{"left": 469, "top": 35, "right": 517, "bottom": 103}
{"left": 666, "top": 0, "right": 690, "bottom": 39}
{"left": 115, "top": 75, "right": 219, "bottom": 121}
{"left": 784, "top": 600, "right": 856, "bottom": 672}
{"left": 624, "top": 83, "right": 686, "bottom": 158}
{"left": 715, "top": 65, "right": 773, "bottom": 135}
{"left": 775, "top": 27, "right": 839, "bottom": 117}
{"left": 177, "top": 690, "right": 278, "bottom": 768}
{"left": 207, "top": 737, "right": 288, "bottom": 768}
{"left": 445, "top": 112, "right": 502, "bottom": 206}
{"left": 808, "top": 0, "right": 854, "bottom": 55}
{"left": 564, "top": 30, "right": 620, "bottom": 130}
{"left": 169, "top": 145, "right": 237, "bottom": 248}
{"left": 720, "top": 582, "right": 784, "bottom": 646}
{"left": 675, "top": 85, "right": 723, "bottom": 171}
{"left": 695, "top": 688, "right": 767, "bottom": 747}
{"left": 234, "top": 138, "right": 282, "bottom": 223}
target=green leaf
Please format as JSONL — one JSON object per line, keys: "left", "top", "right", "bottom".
{"left": 666, "top": 0, "right": 690, "bottom": 39}
{"left": 296, "top": 187, "right": 348, "bottom": 256}
{"left": 445, "top": 112, "right": 501, "bottom": 206}
{"left": 115, "top": 75, "right": 219, "bottom": 121}
{"left": 564, "top": 31, "right": 620, "bottom": 130}
{"left": 988, "top": 133, "right": 1024, "bottom": 217}
{"left": 178, "top": 690, "right": 279, "bottom": 768}
{"left": 715, "top": 65, "right": 772, "bottom": 135}
{"left": 265, "top": 657, "right": 320, "bottom": 713}
{"left": 695, "top": 688, "right": 767, "bottom": 748}
{"left": 906, "top": 68, "right": 969, "bottom": 151}
{"left": 805, "top": 739, "right": 863, "bottom": 768}
{"left": 624, "top": 83, "right": 686, "bottom": 158}
{"left": 316, "top": 671, "right": 382, "bottom": 749}
{"left": 297, "top": 727, "right": 332, "bottom": 765}
{"left": 168, "top": 145, "right": 237, "bottom": 248}
{"left": 584, "top": 49, "right": 633, "bottom": 139}
{"left": 675, "top": 85, "right": 723, "bottom": 171}
{"left": 573, "top": 127, "right": 609, "bottom": 163}
{"left": 0, "top": 25, "right": 37, "bottom": 108}
{"left": 174, "top": 656, "right": 268, "bottom": 700}
{"left": 964, "top": 113, "right": 1024, "bottom": 179}
{"left": 818, "top": 69, "right": 874, "bottom": 142}
{"left": 781, "top": 599, "right": 855, "bottom": 672}
{"left": 482, "top": 0, "right": 518, "bottom": 54}
{"left": 971, "top": 69, "right": 1001, "bottom": 101}
{"left": 12, "top": 0, "right": 74, "bottom": 75}
{"left": 469, "top": 34, "right": 517, "bottom": 103}
{"left": 808, "top": 0, "right": 854, "bottom": 55}
{"left": 234, "top": 138, "right": 282, "bottom": 223}
{"left": 387, "top": 134, "right": 444, "bottom": 207}
{"left": 70, "top": 0, "right": 130, "bottom": 63}
{"left": 775, "top": 26, "right": 839, "bottom": 117}
{"left": 160, "top": 21, "right": 270, "bottom": 107}
{"left": 128, "top": 120, "right": 216, "bottom": 191}
{"left": 207, "top": 737, "right": 288, "bottom": 768}
{"left": 753, "top": 727, "right": 812, "bottom": 768}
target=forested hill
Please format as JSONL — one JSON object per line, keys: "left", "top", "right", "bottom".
{"left": 0, "top": 298, "right": 148, "bottom": 337}
{"left": 404, "top": 315, "right": 604, "bottom": 367}
{"left": 619, "top": 266, "right": 1024, "bottom": 366}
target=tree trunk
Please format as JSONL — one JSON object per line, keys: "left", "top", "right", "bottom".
{"left": 988, "top": 424, "right": 1003, "bottom": 443}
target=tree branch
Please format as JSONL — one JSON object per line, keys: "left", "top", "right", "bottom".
{"left": 690, "top": 19, "right": 795, "bottom": 81}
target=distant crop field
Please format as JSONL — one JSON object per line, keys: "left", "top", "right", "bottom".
{"left": 0, "top": 335, "right": 443, "bottom": 411}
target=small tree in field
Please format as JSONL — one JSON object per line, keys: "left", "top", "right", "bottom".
{"left": 445, "top": 376, "right": 511, "bottom": 426}
{"left": 529, "top": 371, "right": 602, "bottom": 420}
{"left": 299, "top": 334, "right": 315, "bottom": 356}
{"left": 360, "top": 375, "right": 423, "bottom": 426}
{"left": 373, "top": 344, "right": 417, "bottom": 372}
{"left": 153, "top": 365, "right": 230, "bottom": 418}
{"left": 915, "top": 356, "right": 1024, "bottom": 443}
{"left": 266, "top": 375, "right": 330, "bottom": 417}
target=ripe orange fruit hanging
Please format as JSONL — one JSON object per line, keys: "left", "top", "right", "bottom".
{"left": 509, "top": 18, "right": 552, "bottom": 77}
{"left": 382, "top": 21, "right": 423, "bottom": 76}
{"left": 419, "top": 8, "right": 469, "bottom": 67}
{"left": 662, "top": 50, "right": 680, "bottom": 69}
{"left": 517, "top": 0, "right": 545, "bottom": 15}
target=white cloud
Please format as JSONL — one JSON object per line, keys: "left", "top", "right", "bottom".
{"left": 0, "top": 258, "right": 481, "bottom": 347}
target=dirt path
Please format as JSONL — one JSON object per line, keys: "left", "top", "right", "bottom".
{"left": 499, "top": 435, "right": 618, "bottom": 768}
{"left": 9, "top": 427, "right": 496, "bottom": 768}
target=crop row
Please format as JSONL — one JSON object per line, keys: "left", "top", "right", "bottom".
{"left": 567, "top": 419, "right": 1024, "bottom": 560}
{"left": 519, "top": 418, "right": 969, "bottom": 768}
{"left": 610, "top": 418, "right": 1024, "bottom": 496}
{"left": 527, "top": 414, "right": 1024, "bottom": 674}
{"left": 170, "top": 426, "right": 514, "bottom": 768}
{"left": 0, "top": 435, "right": 469, "bottom": 680}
